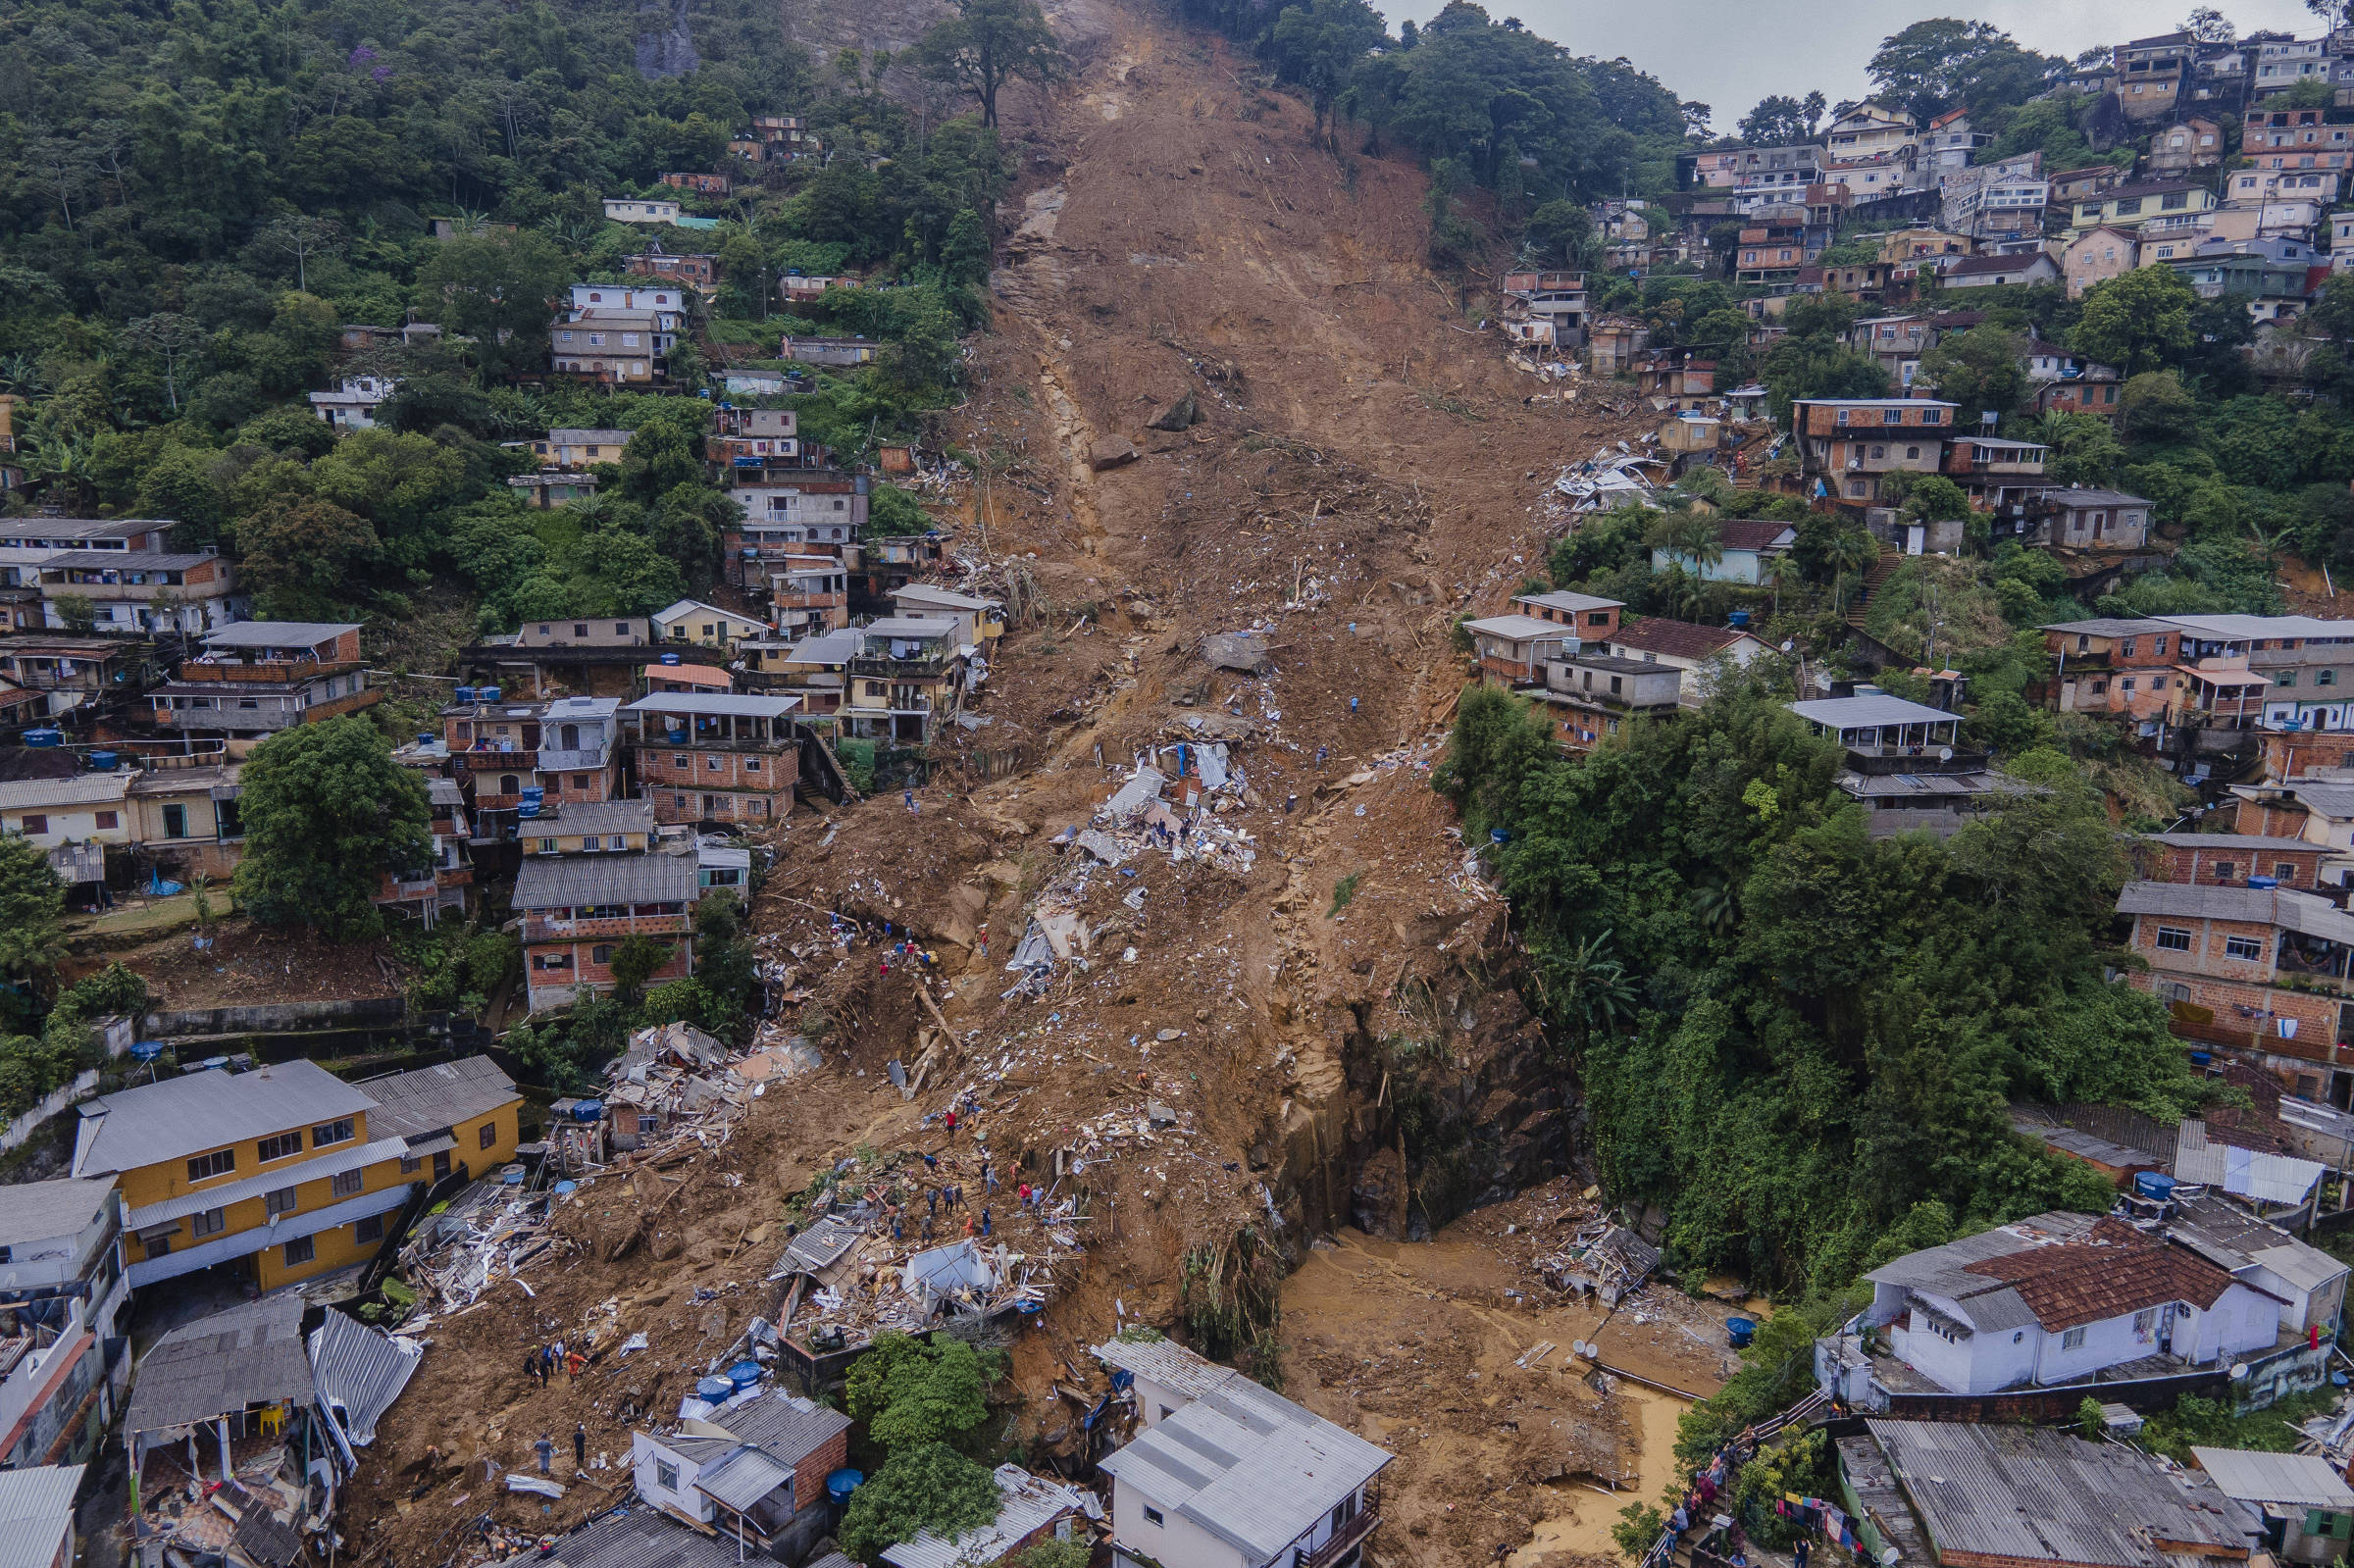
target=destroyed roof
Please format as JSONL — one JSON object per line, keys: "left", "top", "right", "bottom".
{"left": 74, "top": 1059, "right": 377, "bottom": 1179}
{"left": 1095, "top": 1339, "right": 1393, "bottom": 1562}
{"left": 541, "top": 798, "right": 658, "bottom": 836}
{"left": 230, "top": 1500, "right": 306, "bottom": 1568}
{"left": 0, "top": 1463, "right": 81, "bottom": 1568}
{"left": 125, "top": 1297, "right": 311, "bottom": 1435}
{"left": 309, "top": 1308, "right": 423, "bottom": 1449}
{"left": 2116, "top": 880, "right": 2354, "bottom": 944}
{"left": 1867, "top": 1420, "right": 2246, "bottom": 1567}
{"left": 512, "top": 852, "right": 698, "bottom": 908}
{"left": 1201, "top": 632, "right": 1270, "bottom": 672}
{"left": 881, "top": 1464, "right": 1087, "bottom": 1568}
{"left": 1603, "top": 619, "right": 1761, "bottom": 661}
{"left": 768, "top": 1215, "right": 868, "bottom": 1280}
{"left": 706, "top": 1388, "right": 853, "bottom": 1460}
{"left": 1100, "top": 767, "right": 1169, "bottom": 823}
{"left": 2191, "top": 1446, "right": 2354, "bottom": 1509}
{"left": 357, "top": 1055, "right": 519, "bottom": 1140}
{"left": 521, "top": 1507, "right": 755, "bottom": 1568}
{"left": 0, "top": 1176, "right": 115, "bottom": 1248}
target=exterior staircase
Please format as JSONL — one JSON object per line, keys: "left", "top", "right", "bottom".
{"left": 1845, "top": 545, "right": 1905, "bottom": 629}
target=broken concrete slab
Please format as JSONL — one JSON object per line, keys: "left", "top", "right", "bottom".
{"left": 1201, "top": 632, "right": 1270, "bottom": 674}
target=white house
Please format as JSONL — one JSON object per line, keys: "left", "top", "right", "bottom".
{"left": 1593, "top": 618, "right": 1772, "bottom": 702}
{"left": 308, "top": 376, "right": 397, "bottom": 431}
{"left": 0, "top": 1463, "right": 85, "bottom": 1568}
{"left": 603, "top": 198, "right": 684, "bottom": 225}
{"left": 629, "top": 1386, "right": 851, "bottom": 1562}
{"left": 1095, "top": 1337, "right": 1391, "bottom": 1568}
{"left": 1832, "top": 1211, "right": 2284, "bottom": 1401}
{"left": 0, "top": 774, "right": 133, "bottom": 851}
{"left": 1649, "top": 519, "right": 1796, "bottom": 585}
{"left": 0, "top": 1180, "right": 124, "bottom": 1471}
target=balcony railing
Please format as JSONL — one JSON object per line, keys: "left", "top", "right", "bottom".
{"left": 538, "top": 745, "right": 612, "bottom": 772}
{"left": 176, "top": 658, "right": 360, "bottom": 683}
{"left": 524, "top": 913, "right": 691, "bottom": 942}
{"left": 454, "top": 748, "right": 540, "bottom": 772}
{"left": 1303, "top": 1504, "right": 1379, "bottom": 1568}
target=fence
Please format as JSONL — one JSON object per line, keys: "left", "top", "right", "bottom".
{"left": 0, "top": 1069, "right": 102, "bottom": 1155}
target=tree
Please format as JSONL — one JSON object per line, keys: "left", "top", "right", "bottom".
{"left": 232, "top": 718, "right": 432, "bottom": 942}
{"left": 1736, "top": 95, "right": 1813, "bottom": 147}
{"left": 1902, "top": 475, "right": 1971, "bottom": 522}
{"left": 251, "top": 215, "right": 343, "bottom": 293}
{"left": 121, "top": 314, "right": 205, "bottom": 414}
{"left": 617, "top": 423, "right": 699, "bottom": 501}
{"left": 2120, "top": 371, "right": 2200, "bottom": 450}
{"left": 1868, "top": 20, "right": 2058, "bottom": 123}
{"left": 838, "top": 1442, "right": 1000, "bottom": 1565}
{"left": 233, "top": 498, "right": 383, "bottom": 618}
{"left": 2032, "top": 410, "right": 2127, "bottom": 488}
{"left": 1522, "top": 199, "right": 1600, "bottom": 272}
{"left": 0, "top": 836, "right": 66, "bottom": 998}
{"left": 2072, "top": 267, "right": 2197, "bottom": 376}
{"left": 844, "top": 1333, "right": 1000, "bottom": 1454}
{"left": 1919, "top": 325, "right": 2027, "bottom": 425}
{"left": 413, "top": 229, "right": 573, "bottom": 380}
{"left": 1270, "top": 0, "right": 1387, "bottom": 149}
{"left": 608, "top": 936, "right": 675, "bottom": 1007}
{"left": 2183, "top": 7, "right": 2234, "bottom": 43}
{"left": 913, "top": 0, "right": 1067, "bottom": 129}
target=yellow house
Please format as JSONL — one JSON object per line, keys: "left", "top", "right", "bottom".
{"left": 522, "top": 796, "right": 657, "bottom": 855}
{"left": 2067, "top": 181, "right": 2218, "bottom": 233}
{"left": 652, "top": 598, "right": 769, "bottom": 652}
{"left": 76, "top": 1055, "right": 520, "bottom": 1293}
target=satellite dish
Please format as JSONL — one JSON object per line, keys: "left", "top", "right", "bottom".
{"left": 1938, "top": 746, "right": 1954, "bottom": 762}
{"left": 2229, "top": 1363, "right": 2250, "bottom": 1381}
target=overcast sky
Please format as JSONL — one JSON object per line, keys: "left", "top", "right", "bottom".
{"left": 1382, "top": 0, "right": 2322, "bottom": 132}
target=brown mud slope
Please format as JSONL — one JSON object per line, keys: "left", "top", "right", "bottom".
{"left": 346, "top": 9, "right": 1659, "bottom": 1566}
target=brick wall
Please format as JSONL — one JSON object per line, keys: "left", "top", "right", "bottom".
{"left": 793, "top": 1429, "right": 849, "bottom": 1511}
{"left": 2131, "top": 969, "right": 2340, "bottom": 1061}
{"left": 640, "top": 747, "right": 797, "bottom": 793}
{"left": 2132, "top": 913, "right": 2283, "bottom": 984}
{"left": 2145, "top": 841, "right": 2324, "bottom": 889}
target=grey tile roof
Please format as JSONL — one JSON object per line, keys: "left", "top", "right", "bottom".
{"left": 309, "top": 1308, "right": 424, "bottom": 1448}
{"left": 1094, "top": 1340, "right": 1392, "bottom": 1561}
{"left": 356, "top": 1055, "right": 519, "bottom": 1141}
{"left": 2192, "top": 1445, "right": 2354, "bottom": 1508}
{"left": 40, "top": 549, "right": 222, "bottom": 571}
{"left": 125, "top": 1297, "right": 312, "bottom": 1434}
{"left": 2140, "top": 832, "right": 2321, "bottom": 853}
{"left": 2279, "top": 782, "right": 2354, "bottom": 821}
{"left": 1867, "top": 1420, "right": 2245, "bottom": 1566}
{"left": 0, "top": 1177, "right": 116, "bottom": 1249}
{"left": 74, "top": 1059, "right": 378, "bottom": 1180}
{"left": 519, "top": 1508, "right": 751, "bottom": 1568}
{"left": 230, "top": 1499, "right": 305, "bottom": 1567}
{"left": 512, "top": 852, "right": 698, "bottom": 909}
{"left": 0, "top": 1464, "right": 80, "bottom": 1568}
{"left": 541, "top": 798, "right": 657, "bottom": 837}
{"left": 708, "top": 1389, "right": 851, "bottom": 1461}
{"left": 2116, "top": 880, "right": 2354, "bottom": 943}
{"left": 891, "top": 584, "right": 1000, "bottom": 611}
{"left": 2040, "top": 488, "right": 2150, "bottom": 509}
{"left": 2038, "top": 618, "right": 2177, "bottom": 636}
{"left": 882, "top": 1465, "right": 1086, "bottom": 1568}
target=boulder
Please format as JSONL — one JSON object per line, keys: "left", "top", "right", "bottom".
{"left": 1088, "top": 435, "right": 1140, "bottom": 470}
{"left": 1146, "top": 390, "right": 1199, "bottom": 431}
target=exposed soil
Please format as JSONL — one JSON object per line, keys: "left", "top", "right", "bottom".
{"left": 72, "top": 916, "right": 409, "bottom": 1010}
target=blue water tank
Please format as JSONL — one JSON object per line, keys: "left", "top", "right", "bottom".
{"left": 695, "top": 1376, "right": 735, "bottom": 1402}
{"left": 2135, "top": 1170, "right": 2177, "bottom": 1201}
{"left": 21, "top": 730, "right": 62, "bottom": 748}
{"left": 2250, "top": 875, "right": 2279, "bottom": 889}
{"left": 480, "top": 684, "right": 502, "bottom": 702}
{"left": 417, "top": 733, "right": 434, "bottom": 746}
{"left": 130, "top": 1040, "right": 166, "bottom": 1063}
{"left": 1727, "top": 1317, "right": 1757, "bottom": 1348}
{"left": 669, "top": 730, "right": 689, "bottom": 744}
{"left": 728, "top": 1360, "right": 763, "bottom": 1389}
{"left": 1727, "top": 610, "right": 1751, "bottom": 628}
{"left": 455, "top": 686, "right": 478, "bottom": 703}
{"left": 88, "top": 751, "right": 118, "bottom": 772}
{"left": 571, "top": 1099, "right": 604, "bottom": 1122}
{"left": 826, "top": 1470, "right": 863, "bottom": 1506}
{"left": 662, "top": 652, "right": 682, "bottom": 666}
{"left": 517, "top": 800, "right": 540, "bottom": 819}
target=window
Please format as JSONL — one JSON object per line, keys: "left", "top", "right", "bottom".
{"left": 266, "top": 1187, "right": 298, "bottom": 1217}
{"left": 2278, "top": 673, "right": 2298, "bottom": 687}
{"left": 191, "top": 1207, "right": 227, "bottom": 1239}
{"left": 639, "top": 1114, "right": 659, "bottom": 1135}
{"left": 333, "top": 1168, "right": 364, "bottom": 1197}
{"left": 1143, "top": 1506, "right": 1165, "bottom": 1527}
{"left": 2156, "top": 927, "right": 2193, "bottom": 951}
{"left": 94, "top": 810, "right": 118, "bottom": 830}
{"left": 20, "top": 815, "right": 45, "bottom": 835}
{"left": 656, "top": 1460, "right": 681, "bottom": 1492}
{"left": 314, "top": 1118, "right": 356, "bottom": 1148}
{"left": 481, "top": 1120, "right": 498, "bottom": 1150}
{"left": 540, "top": 838, "right": 558, "bottom": 853}
{"left": 400, "top": 1153, "right": 422, "bottom": 1175}
{"left": 282, "top": 1236, "right": 315, "bottom": 1267}
{"left": 258, "top": 1132, "right": 303, "bottom": 1162}
{"left": 162, "top": 802, "right": 189, "bottom": 838}
{"left": 2278, "top": 863, "right": 2299, "bottom": 881}
{"left": 2226, "top": 935, "right": 2266, "bottom": 961}
{"left": 2214, "top": 863, "right": 2237, "bottom": 883}
{"left": 2061, "top": 1326, "right": 2087, "bottom": 1350}
{"left": 188, "top": 1148, "right": 235, "bottom": 1182}
{"left": 355, "top": 1214, "right": 385, "bottom": 1244}
{"left": 2133, "top": 1307, "right": 2157, "bottom": 1339}
{"left": 592, "top": 943, "right": 614, "bottom": 965}
{"left": 2326, "top": 671, "right": 2340, "bottom": 686}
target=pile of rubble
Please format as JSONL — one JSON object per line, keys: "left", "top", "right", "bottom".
{"left": 1537, "top": 1220, "right": 1663, "bottom": 1306}
{"left": 1550, "top": 448, "right": 1665, "bottom": 516}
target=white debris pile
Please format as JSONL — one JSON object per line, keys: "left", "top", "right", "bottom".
{"left": 1552, "top": 448, "right": 1666, "bottom": 515}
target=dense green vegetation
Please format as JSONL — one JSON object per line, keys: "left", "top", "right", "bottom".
{"left": 836, "top": 1331, "right": 1010, "bottom": 1565}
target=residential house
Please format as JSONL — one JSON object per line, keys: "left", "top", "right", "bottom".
{"left": 623, "top": 248, "right": 719, "bottom": 287}
{"left": 0, "top": 1181, "right": 123, "bottom": 1470}
{"left": 1498, "top": 270, "right": 1588, "bottom": 349}
{"left": 1461, "top": 615, "right": 1577, "bottom": 688}
{"left": 2042, "top": 619, "right": 2186, "bottom": 720}
{"left": 779, "top": 274, "right": 861, "bottom": 307}
{"left": 2228, "top": 166, "right": 2343, "bottom": 207}
{"left": 0, "top": 1464, "right": 83, "bottom": 1568}
{"left": 623, "top": 691, "right": 800, "bottom": 826}
{"left": 1923, "top": 108, "right": 1991, "bottom": 170}
{"left": 1822, "top": 1209, "right": 2286, "bottom": 1402}
{"left": 513, "top": 852, "right": 698, "bottom": 1012}
{"left": 710, "top": 405, "right": 803, "bottom": 472}
{"left": 40, "top": 549, "right": 242, "bottom": 635}
{"left": 780, "top": 336, "right": 878, "bottom": 368}
{"left": 1727, "top": 146, "right": 1827, "bottom": 213}
{"left": 532, "top": 429, "right": 633, "bottom": 469}
{"left": 150, "top": 622, "right": 376, "bottom": 748}
{"left": 0, "top": 774, "right": 132, "bottom": 851}
{"left": 507, "top": 472, "right": 599, "bottom": 509}
{"left": 603, "top": 197, "right": 684, "bottom": 224}
{"left": 889, "top": 584, "right": 1004, "bottom": 652}
{"left": 355, "top": 1056, "right": 523, "bottom": 1191}
{"left": 1789, "top": 396, "right": 1959, "bottom": 506}
{"left": 1943, "top": 252, "right": 2059, "bottom": 289}
{"left": 1594, "top": 618, "right": 1771, "bottom": 701}
{"left": 508, "top": 1512, "right": 752, "bottom": 1568}
{"left": 1791, "top": 690, "right": 2020, "bottom": 837}
{"left": 2116, "top": 31, "right": 2193, "bottom": 121}
{"left": 2150, "top": 117, "right": 2226, "bottom": 175}
{"left": 2140, "top": 832, "right": 2331, "bottom": 891}
{"left": 724, "top": 477, "right": 868, "bottom": 578}
{"left": 767, "top": 556, "right": 851, "bottom": 637}
{"left": 644, "top": 661, "right": 731, "bottom": 696}
{"left": 630, "top": 1387, "right": 854, "bottom": 1562}
{"left": 659, "top": 172, "right": 731, "bottom": 195}
{"left": 1940, "top": 436, "right": 2051, "bottom": 515}
{"left": 2068, "top": 182, "right": 2219, "bottom": 234}
{"left": 1650, "top": 519, "right": 1795, "bottom": 584}
{"left": 441, "top": 691, "right": 624, "bottom": 842}
{"left": 840, "top": 618, "right": 968, "bottom": 744}
{"left": 1939, "top": 157, "right": 2049, "bottom": 241}
{"left": 567, "top": 283, "right": 687, "bottom": 316}
{"left": 881, "top": 1466, "right": 1088, "bottom": 1568}
{"left": 2242, "top": 106, "right": 2354, "bottom": 173}
{"left": 2035, "top": 362, "right": 2124, "bottom": 421}
{"left": 1095, "top": 1337, "right": 1391, "bottom": 1568}
{"left": 2226, "top": 780, "right": 2354, "bottom": 878}
{"left": 2159, "top": 613, "right": 2354, "bottom": 733}
{"left": 1834, "top": 1421, "right": 2249, "bottom": 1568}
{"left": 129, "top": 759, "right": 245, "bottom": 880}
{"left": 2169, "top": 1191, "right": 2349, "bottom": 1338}
{"left": 2061, "top": 227, "right": 2140, "bottom": 298}
{"left": 1510, "top": 589, "right": 1623, "bottom": 638}
{"left": 1734, "top": 220, "right": 1809, "bottom": 287}
{"left": 737, "top": 627, "right": 857, "bottom": 711}
{"left": 1826, "top": 103, "right": 1918, "bottom": 164}
{"left": 1527, "top": 653, "right": 1682, "bottom": 753}
{"left": 2120, "top": 878, "right": 2354, "bottom": 1069}
{"left": 308, "top": 376, "right": 397, "bottom": 431}
{"left": 652, "top": 599, "right": 769, "bottom": 654}
{"left": 2040, "top": 487, "right": 2153, "bottom": 551}
{"left": 76, "top": 1055, "right": 517, "bottom": 1290}
{"left": 1847, "top": 314, "right": 1934, "bottom": 381}
{"left": 2255, "top": 33, "right": 2331, "bottom": 98}
{"left": 2050, "top": 165, "right": 2127, "bottom": 205}
{"left": 0, "top": 635, "right": 137, "bottom": 719}
{"left": 1586, "top": 316, "right": 1649, "bottom": 374}
{"left": 2193, "top": 1447, "right": 2354, "bottom": 1563}
{"left": 550, "top": 314, "right": 667, "bottom": 383}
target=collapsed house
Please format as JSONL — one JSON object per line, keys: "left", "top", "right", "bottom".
{"left": 1538, "top": 1222, "right": 1662, "bottom": 1305}
{"left": 631, "top": 1385, "right": 853, "bottom": 1561}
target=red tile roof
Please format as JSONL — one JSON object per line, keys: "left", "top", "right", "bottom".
{"left": 1964, "top": 1217, "right": 2241, "bottom": 1329}
{"left": 1715, "top": 520, "right": 1797, "bottom": 552}
{"left": 1608, "top": 619, "right": 1761, "bottom": 662}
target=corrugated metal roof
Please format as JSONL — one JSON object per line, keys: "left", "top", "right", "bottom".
{"left": 881, "top": 1465, "right": 1085, "bottom": 1568}
{"left": 2162, "top": 613, "right": 2354, "bottom": 641}
{"left": 538, "top": 798, "right": 656, "bottom": 837}
{"left": 512, "top": 852, "right": 698, "bottom": 909}
{"left": 1789, "top": 693, "right": 1959, "bottom": 730}
{"left": 357, "top": 1055, "right": 518, "bottom": 1141}
{"left": 1094, "top": 1339, "right": 1392, "bottom": 1560}
{"left": 522, "top": 1507, "right": 750, "bottom": 1568}
{"left": 1462, "top": 615, "right": 1575, "bottom": 640}
{"left": 0, "top": 773, "right": 131, "bottom": 810}
{"left": 892, "top": 584, "right": 1000, "bottom": 611}
{"left": 693, "top": 1445, "right": 794, "bottom": 1511}
{"left": 309, "top": 1308, "right": 423, "bottom": 1447}
{"left": 2192, "top": 1445, "right": 2354, "bottom": 1508}
{"left": 767, "top": 1216, "right": 868, "bottom": 1282}
{"left": 2140, "top": 832, "right": 2322, "bottom": 853}
{"left": 1869, "top": 1420, "right": 2243, "bottom": 1566}
{"left": 2116, "top": 880, "right": 2354, "bottom": 944}
{"left": 200, "top": 622, "right": 360, "bottom": 648}
{"left": 2282, "top": 782, "right": 2354, "bottom": 821}
{"left": 0, "top": 1177, "right": 115, "bottom": 1248}
{"left": 125, "top": 1134, "right": 410, "bottom": 1230}
{"left": 2038, "top": 619, "right": 2177, "bottom": 636}
{"left": 2175, "top": 1120, "right": 2325, "bottom": 1208}
{"left": 706, "top": 1389, "right": 851, "bottom": 1461}
{"left": 0, "top": 1464, "right": 82, "bottom": 1568}
{"left": 623, "top": 692, "right": 798, "bottom": 719}
{"left": 74, "top": 1060, "right": 378, "bottom": 1180}
{"left": 125, "top": 1297, "right": 311, "bottom": 1434}
{"left": 1512, "top": 590, "right": 1624, "bottom": 614}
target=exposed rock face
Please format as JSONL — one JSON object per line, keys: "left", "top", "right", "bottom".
{"left": 636, "top": 0, "right": 699, "bottom": 79}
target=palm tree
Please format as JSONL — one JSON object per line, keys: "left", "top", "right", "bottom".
{"left": 1826, "top": 528, "right": 1878, "bottom": 616}
{"left": 1760, "top": 551, "right": 1799, "bottom": 619}
{"left": 1537, "top": 930, "right": 1638, "bottom": 1048}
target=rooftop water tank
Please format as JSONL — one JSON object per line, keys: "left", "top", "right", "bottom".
{"left": 21, "top": 730, "right": 62, "bottom": 748}
{"left": 662, "top": 652, "right": 682, "bottom": 666}
{"left": 2134, "top": 1170, "right": 2176, "bottom": 1201}
{"left": 826, "top": 1470, "right": 862, "bottom": 1505}
{"left": 571, "top": 1098, "right": 604, "bottom": 1122}
{"left": 480, "top": 684, "right": 502, "bottom": 702}
{"left": 455, "top": 686, "right": 478, "bottom": 703}
{"left": 87, "top": 751, "right": 118, "bottom": 772}
{"left": 728, "top": 1360, "right": 763, "bottom": 1389}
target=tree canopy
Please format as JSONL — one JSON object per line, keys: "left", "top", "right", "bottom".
{"left": 232, "top": 717, "right": 433, "bottom": 942}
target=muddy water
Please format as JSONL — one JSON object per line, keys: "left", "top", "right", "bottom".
{"left": 1508, "top": 1381, "right": 1687, "bottom": 1565}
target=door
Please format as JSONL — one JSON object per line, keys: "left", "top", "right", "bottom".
{"left": 162, "top": 803, "right": 187, "bottom": 839}
{"left": 434, "top": 1151, "right": 451, "bottom": 1181}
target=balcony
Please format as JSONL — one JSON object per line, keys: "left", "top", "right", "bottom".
{"left": 177, "top": 658, "right": 362, "bottom": 683}
{"left": 537, "top": 744, "right": 613, "bottom": 772}
{"left": 1303, "top": 1502, "right": 1380, "bottom": 1568}
{"left": 454, "top": 747, "right": 540, "bottom": 773}
{"left": 524, "top": 912, "right": 691, "bottom": 942}
{"left": 848, "top": 653, "right": 954, "bottom": 680}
